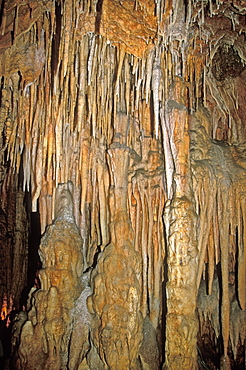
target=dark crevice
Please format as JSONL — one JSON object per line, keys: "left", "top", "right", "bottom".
{"left": 51, "top": 2, "right": 62, "bottom": 87}
{"left": 19, "top": 186, "right": 41, "bottom": 310}
{"left": 149, "top": 91, "right": 155, "bottom": 138}
{"left": 0, "top": 76, "right": 4, "bottom": 111}
{"left": 83, "top": 245, "right": 101, "bottom": 273}
{"left": 235, "top": 226, "right": 240, "bottom": 307}
{"left": 0, "top": 0, "right": 5, "bottom": 28}
{"left": 95, "top": 0, "right": 104, "bottom": 34}
{"left": 212, "top": 45, "right": 246, "bottom": 81}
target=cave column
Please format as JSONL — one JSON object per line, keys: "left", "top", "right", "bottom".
{"left": 89, "top": 112, "right": 143, "bottom": 370}
{"left": 164, "top": 79, "right": 198, "bottom": 369}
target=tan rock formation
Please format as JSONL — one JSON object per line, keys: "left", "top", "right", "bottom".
{"left": 12, "top": 185, "right": 83, "bottom": 369}
{"left": 0, "top": 1, "right": 245, "bottom": 369}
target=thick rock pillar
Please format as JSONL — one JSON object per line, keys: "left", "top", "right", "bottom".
{"left": 163, "top": 80, "right": 198, "bottom": 369}
{"left": 88, "top": 113, "right": 143, "bottom": 370}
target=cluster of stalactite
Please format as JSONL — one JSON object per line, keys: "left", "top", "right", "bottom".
{"left": 191, "top": 111, "right": 246, "bottom": 368}
{"left": 0, "top": 0, "right": 246, "bottom": 369}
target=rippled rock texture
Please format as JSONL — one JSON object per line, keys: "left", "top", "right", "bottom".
{"left": 0, "top": 1, "right": 246, "bottom": 369}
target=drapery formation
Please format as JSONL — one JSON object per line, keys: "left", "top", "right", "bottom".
{"left": 0, "top": 1, "right": 246, "bottom": 369}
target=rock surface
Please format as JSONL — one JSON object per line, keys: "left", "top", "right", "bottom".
{"left": 0, "top": 1, "right": 245, "bottom": 369}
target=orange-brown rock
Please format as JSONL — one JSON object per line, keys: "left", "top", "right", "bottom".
{"left": 0, "top": 1, "right": 246, "bottom": 370}
{"left": 99, "top": 0, "right": 157, "bottom": 57}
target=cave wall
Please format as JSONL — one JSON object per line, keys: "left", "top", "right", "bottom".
{"left": 0, "top": 0, "right": 246, "bottom": 369}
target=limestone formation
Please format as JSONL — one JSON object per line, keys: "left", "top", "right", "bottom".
{"left": 0, "top": 1, "right": 245, "bottom": 369}
{"left": 12, "top": 185, "right": 83, "bottom": 369}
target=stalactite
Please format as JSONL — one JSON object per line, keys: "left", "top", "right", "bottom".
{"left": 0, "top": 1, "right": 246, "bottom": 369}
{"left": 196, "top": 172, "right": 216, "bottom": 289}
{"left": 138, "top": 180, "right": 148, "bottom": 318}
{"left": 152, "top": 50, "right": 161, "bottom": 138}
{"left": 145, "top": 49, "right": 154, "bottom": 105}
{"left": 239, "top": 197, "right": 246, "bottom": 310}
{"left": 191, "top": 111, "right": 246, "bottom": 367}
{"left": 160, "top": 107, "right": 174, "bottom": 199}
